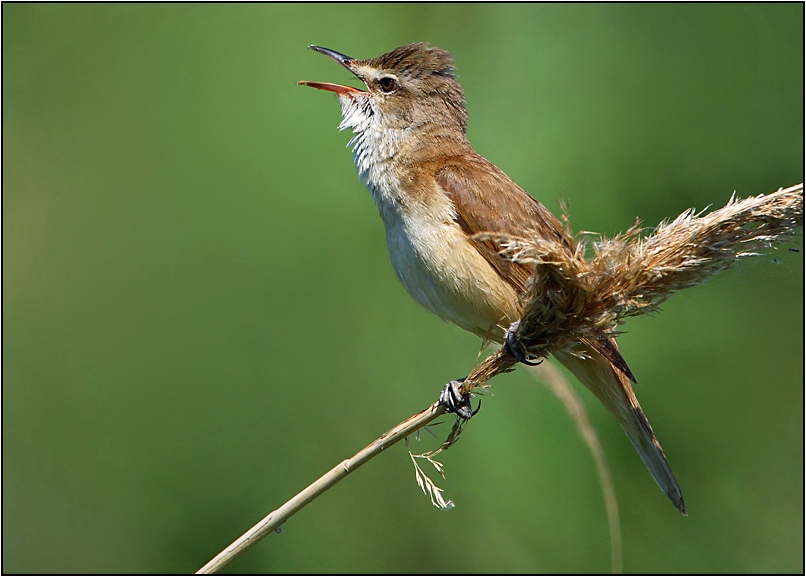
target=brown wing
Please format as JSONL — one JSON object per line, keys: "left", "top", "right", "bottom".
{"left": 435, "top": 153, "right": 636, "bottom": 383}
{"left": 434, "top": 153, "right": 571, "bottom": 295}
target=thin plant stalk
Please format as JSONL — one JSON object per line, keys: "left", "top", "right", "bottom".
{"left": 532, "top": 362, "right": 622, "bottom": 574}
{"left": 196, "top": 402, "right": 447, "bottom": 574}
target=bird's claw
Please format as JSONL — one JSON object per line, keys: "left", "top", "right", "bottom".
{"left": 439, "top": 378, "right": 480, "bottom": 420}
{"left": 504, "top": 320, "right": 543, "bottom": 366}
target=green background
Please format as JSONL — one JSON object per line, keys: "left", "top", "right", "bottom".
{"left": 3, "top": 4, "right": 803, "bottom": 574}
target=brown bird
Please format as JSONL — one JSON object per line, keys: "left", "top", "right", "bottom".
{"left": 299, "top": 43, "right": 686, "bottom": 514}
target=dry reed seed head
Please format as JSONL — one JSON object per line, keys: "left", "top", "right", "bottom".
{"left": 493, "top": 184, "right": 803, "bottom": 359}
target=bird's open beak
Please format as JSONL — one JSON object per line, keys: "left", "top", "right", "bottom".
{"left": 297, "top": 45, "right": 368, "bottom": 95}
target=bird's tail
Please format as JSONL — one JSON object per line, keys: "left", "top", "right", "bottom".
{"left": 553, "top": 345, "right": 687, "bottom": 515}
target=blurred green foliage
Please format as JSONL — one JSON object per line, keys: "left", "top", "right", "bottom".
{"left": 3, "top": 4, "right": 803, "bottom": 574}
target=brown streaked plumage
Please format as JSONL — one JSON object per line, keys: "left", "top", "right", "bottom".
{"left": 299, "top": 43, "right": 686, "bottom": 514}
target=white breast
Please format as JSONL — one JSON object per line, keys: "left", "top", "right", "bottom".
{"left": 366, "top": 161, "right": 518, "bottom": 341}
{"left": 336, "top": 92, "right": 519, "bottom": 340}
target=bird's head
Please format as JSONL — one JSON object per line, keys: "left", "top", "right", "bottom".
{"left": 298, "top": 43, "right": 468, "bottom": 136}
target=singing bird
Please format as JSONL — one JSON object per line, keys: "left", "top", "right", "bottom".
{"left": 299, "top": 43, "right": 686, "bottom": 514}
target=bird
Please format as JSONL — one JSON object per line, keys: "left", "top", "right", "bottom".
{"left": 298, "top": 43, "right": 686, "bottom": 514}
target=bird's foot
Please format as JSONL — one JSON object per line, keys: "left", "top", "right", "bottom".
{"left": 504, "top": 320, "right": 543, "bottom": 366}
{"left": 439, "top": 378, "right": 480, "bottom": 420}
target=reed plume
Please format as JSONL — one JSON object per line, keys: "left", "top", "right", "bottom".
{"left": 461, "top": 183, "right": 803, "bottom": 391}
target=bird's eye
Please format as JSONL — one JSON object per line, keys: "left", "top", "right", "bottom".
{"left": 379, "top": 77, "right": 397, "bottom": 92}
